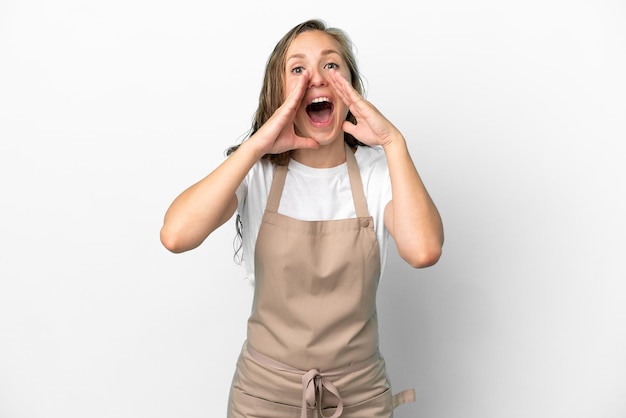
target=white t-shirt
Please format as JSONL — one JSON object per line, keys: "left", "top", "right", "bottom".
{"left": 235, "top": 145, "right": 393, "bottom": 283}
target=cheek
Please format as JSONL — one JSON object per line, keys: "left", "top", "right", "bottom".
{"left": 338, "top": 102, "right": 350, "bottom": 120}
{"left": 284, "top": 75, "right": 298, "bottom": 96}
{"left": 281, "top": 77, "right": 289, "bottom": 101}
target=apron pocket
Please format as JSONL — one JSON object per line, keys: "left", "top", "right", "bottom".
{"left": 228, "top": 386, "right": 302, "bottom": 418}
{"left": 340, "top": 388, "right": 393, "bottom": 418}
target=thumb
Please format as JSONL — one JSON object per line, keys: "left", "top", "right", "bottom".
{"left": 341, "top": 120, "right": 358, "bottom": 138}
{"left": 293, "top": 136, "right": 320, "bottom": 150}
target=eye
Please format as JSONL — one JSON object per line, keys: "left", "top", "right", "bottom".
{"left": 324, "top": 62, "right": 339, "bottom": 70}
{"left": 291, "top": 66, "right": 305, "bottom": 74}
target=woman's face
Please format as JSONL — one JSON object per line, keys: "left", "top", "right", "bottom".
{"left": 284, "top": 30, "right": 352, "bottom": 147}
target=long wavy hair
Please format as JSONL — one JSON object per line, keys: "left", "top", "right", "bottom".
{"left": 229, "top": 19, "right": 366, "bottom": 263}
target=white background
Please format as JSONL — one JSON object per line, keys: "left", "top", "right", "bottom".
{"left": 1, "top": 0, "right": 625, "bottom": 417}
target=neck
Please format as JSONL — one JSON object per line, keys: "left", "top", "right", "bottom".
{"left": 291, "top": 140, "right": 347, "bottom": 168}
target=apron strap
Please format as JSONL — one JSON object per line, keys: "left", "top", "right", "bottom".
{"left": 301, "top": 369, "right": 343, "bottom": 418}
{"left": 344, "top": 143, "right": 370, "bottom": 218}
{"left": 392, "top": 388, "right": 416, "bottom": 409}
{"left": 265, "top": 144, "right": 370, "bottom": 217}
{"left": 265, "top": 162, "right": 288, "bottom": 214}
{"left": 246, "top": 343, "right": 379, "bottom": 418}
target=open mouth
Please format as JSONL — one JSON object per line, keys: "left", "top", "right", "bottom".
{"left": 306, "top": 96, "right": 334, "bottom": 124}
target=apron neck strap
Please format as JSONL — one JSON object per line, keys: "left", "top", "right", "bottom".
{"left": 266, "top": 161, "right": 288, "bottom": 214}
{"left": 344, "top": 143, "right": 369, "bottom": 218}
{"left": 265, "top": 143, "right": 370, "bottom": 217}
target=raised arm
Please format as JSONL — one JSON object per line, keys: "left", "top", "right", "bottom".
{"left": 160, "top": 71, "right": 318, "bottom": 253}
{"left": 160, "top": 140, "right": 262, "bottom": 253}
{"left": 381, "top": 135, "right": 444, "bottom": 268}
{"left": 328, "top": 70, "right": 444, "bottom": 268}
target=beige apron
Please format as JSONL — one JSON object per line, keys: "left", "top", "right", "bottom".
{"left": 228, "top": 144, "right": 414, "bottom": 417}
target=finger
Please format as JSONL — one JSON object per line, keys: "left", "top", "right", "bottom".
{"left": 293, "top": 136, "right": 320, "bottom": 150}
{"left": 328, "top": 70, "right": 351, "bottom": 105}
{"left": 283, "top": 70, "right": 310, "bottom": 111}
{"left": 329, "top": 70, "right": 361, "bottom": 106}
{"left": 341, "top": 119, "right": 358, "bottom": 138}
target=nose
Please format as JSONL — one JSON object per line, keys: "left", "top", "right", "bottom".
{"left": 308, "top": 67, "right": 328, "bottom": 88}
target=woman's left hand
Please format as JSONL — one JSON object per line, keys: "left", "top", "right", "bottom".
{"left": 328, "top": 69, "right": 399, "bottom": 148}
{"left": 330, "top": 70, "right": 444, "bottom": 269}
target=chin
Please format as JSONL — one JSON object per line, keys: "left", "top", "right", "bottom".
{"left": 303, "top": 117, "right": 345, "bottom": 141}
{"left": 311, "top": 130, "right": 344, "bottom": 147}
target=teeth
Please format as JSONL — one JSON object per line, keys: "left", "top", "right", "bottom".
{"left": 310, "top": 97, "right": 331, "bottom": 104}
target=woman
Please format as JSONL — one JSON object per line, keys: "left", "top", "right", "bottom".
{"left": 161, "top": 19, "right": 444, "bottom": 418}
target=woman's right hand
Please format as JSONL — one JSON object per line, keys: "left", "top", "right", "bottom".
{"left": 160, "top": 71, "right": 319, "bottom": 253}
{"left": 249, "top": 70, "right": 319, "bottom": 156}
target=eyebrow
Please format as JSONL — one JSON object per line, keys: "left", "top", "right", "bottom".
{"left": 287, "top": 49, "right": 341, "bottom": 62}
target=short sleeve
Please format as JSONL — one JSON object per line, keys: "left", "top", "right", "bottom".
{"left": 236, "top": 175, "right": 248, "bottom": 214}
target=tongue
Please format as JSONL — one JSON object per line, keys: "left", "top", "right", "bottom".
{"left": 309, "top": 108, "right": 332, "bottom": 123}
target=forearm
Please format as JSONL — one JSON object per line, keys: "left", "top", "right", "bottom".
{"left": 160, "top": 140, "right": 265, "bottom": 253}
{"left": 383, "top": 134, "right": 444, "bottom": 268}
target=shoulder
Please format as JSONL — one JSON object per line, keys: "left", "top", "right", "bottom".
{"left": 355, "top": 145, "right": 389, "bottom": 178}
{"left": 354, "top": 145, "right": 392, "bottom": 206}
{"left": 249, "top": 157, "right": 275, "bottom": 176}
{"left": 237, "top": 158, "right": 275, "bottom": 211}
{"left": 355, "top": 144, "right": 386, "bottom": 164}
{"left": 242, "top": 158, "right": 275, "bottom": 188}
